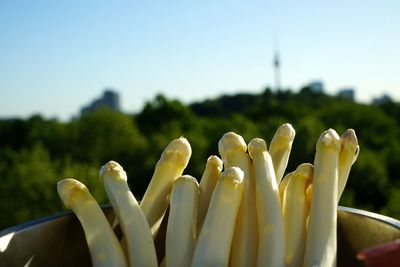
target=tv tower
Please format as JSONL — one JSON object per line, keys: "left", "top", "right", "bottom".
{"left": 273, "top": 29, "right": 281, "bottom": 91}
{"left": 273, "top": 51, "right": 281, "bottom": 91}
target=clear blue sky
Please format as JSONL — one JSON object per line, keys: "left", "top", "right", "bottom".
{"left": 1, "top": 0, "right": 399, "bottom": 120}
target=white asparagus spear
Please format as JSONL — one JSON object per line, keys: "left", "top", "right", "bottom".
{"left": 218, "top": 132, "right": 258, "bottom": 267}
{"left": 57, "top": 178, "right": 127, "bottom": 267}
{"left": 191, "top": 167, "right": 244, "bottom": 267}
{"left": 166, "top": 175, "right": 200, "bottom": 267}
{"left": 100, "top": 161, "right": 158, "bottom": 267}
{"left": 197, "top": 155, "right": 223, "bottom": 233}
{"left": 248, "top": 138, "right": 285, "bottom": 267}
{"left": 269, "top": 123, "right": 296, "bottom": 184}
{"left": 338, "top": 129, "right": 359, "bottom": 202}
{"left": 279, "top": 171, "right": 295, "bottom": 204}
{"left": 282, "top": 163, "right": 313, "bottom": 267}
{"left": 303, "top": 129, "right": 341, "bottom": 267}
{"left": 305, "top": 182, "right": 313, "bottom": 229}
{"left": 140, "top": 137, "right": 192, "bottom": 236}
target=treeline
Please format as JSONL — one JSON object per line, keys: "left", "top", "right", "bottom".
{"left": 1, "top": 87, "right": 400, "bottom": 229}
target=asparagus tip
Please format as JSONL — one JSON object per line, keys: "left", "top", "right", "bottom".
{"left": 99, "top": 160, "right": 127, "bottom": 182}
{"left": 340, "top": 129, "right": 358, "bottom": 149}
{"left": 174, "top": 174, "right": 199, "bottom": 187}
{"left": 160, "top": 137, "right": 192, "bottom": 164}
{"left": 57, "top": 178, "right": 87, "bottom": 209}
{"left": 206, "top": 155, "right": 223, "bottom": 169}
{"left": 317, "top": 128, "right": 341, "bottom": 150}
{"left": 295, "top": 163, "right": 314, "bottom": 178}
{"left": 248, "top": 138, "right": 267, "bottom": 159}
{"left": 276, "top": 123, "right": 296, "bottom": 139}
{"left": 218, "top": 132, "right": 247, "bottom": 157}
{"left": 222, "top": 166, "right": 244, "bottom": 184}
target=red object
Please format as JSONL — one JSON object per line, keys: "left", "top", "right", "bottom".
{"left": 357, "top": 239, "right": 400, "bottom": 267}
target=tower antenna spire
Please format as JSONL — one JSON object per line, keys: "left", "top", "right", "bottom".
{"left": 273, "top": 29, "right": 281, "bottom": 91}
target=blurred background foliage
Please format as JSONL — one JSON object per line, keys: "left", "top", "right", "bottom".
{"left": 1, "top": 87, "right": 400, "bottom": 229}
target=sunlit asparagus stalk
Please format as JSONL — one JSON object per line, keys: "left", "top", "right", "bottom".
{"left": 100, "top": 161, "right": 158, "bottom": 267}
{"left": 248, "top": 138, "right": 285, "bottom": 267}
{"left": 303, "top": 129, "right": 341, "bottom": 267}
{"left": 191, "top": 167, "right": 244, "bottom": 267}
{"left": 197, "top": 155, "right": 223, "bottom": 233}
{"left": 57, "top": 178, "right": 127, "bottom": 267}
{"left": 282, "top": 163, "right": 313, "bottom": 267}
{"left": 338, "top": 129, "right": 359, "bottom": 202}
{"left": 166, "top": 175, "right": 199, "bottom": 267}
{"left": 140, "top": 137, "right": 192, "bottom": 236}
{"left": 269, "top": 123, "right": 296, "bottom": 184}
{"left": 279, "top": 171, "right": 295, "bottom": 204}
{"left": 305, "top": 182, "right": 313, "bottom": 227}
{"left": 218, "top": 132, "right": 258, "bottom": 267}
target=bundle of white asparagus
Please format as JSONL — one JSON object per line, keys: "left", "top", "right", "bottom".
{"left": 57, "top": 123, "right": 359, "bottom": 267}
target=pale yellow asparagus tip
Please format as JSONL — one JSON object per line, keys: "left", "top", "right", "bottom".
{"left": 296, "top": 163, "right": 313, "bottom": 184}
{"left": 247, "top": 137, "right": 267, "bottom": 157}
{"left": 269, "top": 123, "right": 296, "bottom": 184}
{"left": 159, "top": 137, "right": 192, "bottom": 166}
{"left": 271, "top": 123, "right": 296, "bottom": 145}
{"left": 224, "top": 166, "right": 245, "bottom": 184}
{"left": 206, "top": 155, "right": 224, "bottom": 169}
{"left": 100, "top": 161, "right": 158, "bottom": 267}
{"left": 57, "top": 178, "right": 87, "bottom": 209}
{"left": 99, "top": 160, "right": 127, "bottom": 182}
{"left": 338, "top": 129, "right": 359, "bottom": 202}
{"left": 218, "top": 132, "right": 247, "bottom": 159}
{"left": 318, "top": 128, "right": 341, "bottom": 150}
{"left": 340, "top": 129, "right": 358, "bottom": 150}
{"left": 174, "top": 174, "right": 199, "bottom": 186}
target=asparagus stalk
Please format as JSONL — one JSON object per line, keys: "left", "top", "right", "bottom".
{"left": 248, "top": 138, "right": 285, "bottom": 267}
{"left": 269, "top": 123, "right": 296, "bottom": 184}
{"left": 282, "top": 163, "right": 313, "bottom": 267}
{"left": 191, "top": 167, "right": 244, "bottom": 267}
{"left": 279, "top": 171, "right": 295, "bottom": 204}
{"left": 218, "top": 132, "right": 258, "bottom": 267}
{"left": 197, "top": 155, "right": 223, "bottom": 233}
{"left": 166, "top": 175, "right": 200, "bottom": 267}
{"left": 140, "top": 137, "right": 192, "bottom": 236}
{"left": 57, "top": 178, "right": 127, "bottom": 267}
{"left": 305, "top": 182, "right": 313, "bottom": 228}
{"left": 303, "top": 129, "right": 341, "bottom": 267}
{"left": 100, "top": 161, "right": 158, "bottom": 267}
{"left": 338, "top": 129, "right": 359, "bottom": 202}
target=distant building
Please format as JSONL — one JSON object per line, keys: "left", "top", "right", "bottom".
{"left": 338, "top": 88, "right": 355, "bottom": 101}
{"left": 372, "top": 93, "right": 393, "bottom": 105}
{"left": 308, "top": 81, "right": 324, "bottom": 93}
{"left": 81, "top": 89, "right": 120, "bottom": 115}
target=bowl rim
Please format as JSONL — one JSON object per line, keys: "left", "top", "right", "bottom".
{"left": 1, "top": 205, "right": 399, "bottom": 238}
{"left": 0, "top": 205, "right": 113, "bottom": 237}
{"left": 339, "top": 206, "right": 400, "bottom": 230}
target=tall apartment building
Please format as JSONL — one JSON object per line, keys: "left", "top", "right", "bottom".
{"left": 81, "top": 89, "right": 120, "bottom": 115}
